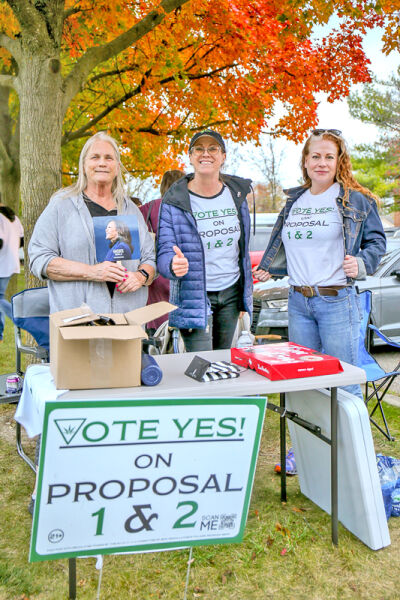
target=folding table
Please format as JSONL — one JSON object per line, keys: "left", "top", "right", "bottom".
{"left": 15, "top": 348, "right": 371, "bottom": 548}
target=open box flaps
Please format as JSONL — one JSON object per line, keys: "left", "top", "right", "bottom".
{"left": 50, "top": 301, "right": 176, "bottom": 390}
{"left": 124, "top": 301, "right": 175, "bottom": 326}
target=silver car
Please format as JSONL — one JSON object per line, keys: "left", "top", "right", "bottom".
{"left": 254, "top": 248, "right": 400, "bottom": 347}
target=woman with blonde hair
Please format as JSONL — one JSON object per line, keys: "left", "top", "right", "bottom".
{"left": 253, "top": 128, "right": 386, "bottom": 397}
{"left": 29, "top": 131, "right": 155, "bottom": 314}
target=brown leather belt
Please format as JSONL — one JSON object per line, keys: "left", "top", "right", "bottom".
{"left": 292, "top": 285, "right": 347, "bottom": 298}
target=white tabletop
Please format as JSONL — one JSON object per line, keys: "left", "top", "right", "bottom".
{"left": 63, "top": 349, "right": 367, "bottom": 399}
{"left": 15, "top": 349, "right": 366, "bottom": 438}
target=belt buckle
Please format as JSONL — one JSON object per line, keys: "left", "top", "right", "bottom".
{"left": 301, "top": 286, "right": 314, "bottom": 297}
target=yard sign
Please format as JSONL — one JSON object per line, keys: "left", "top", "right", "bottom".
{"left": 30, "top": 397, "right": 266, "bottom": 561}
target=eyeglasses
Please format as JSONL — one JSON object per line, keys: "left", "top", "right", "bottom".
{"left": 312, "top": 129, "right": 342, "bottom": 137}
{"left": 191, "top": 145, "right": 221, "bottom": 155}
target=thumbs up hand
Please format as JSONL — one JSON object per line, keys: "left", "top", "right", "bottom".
{"left": 172, "top": 245, "right": 189, "bottom": 277}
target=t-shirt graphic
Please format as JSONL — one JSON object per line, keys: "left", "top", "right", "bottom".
{"left": 190, "top": 186, "right": 240, "bottom": 291}
{"left": 282, "top": 182, "right": 346, "bottom": 286}
{"left": 93, "top": 215, "right": 140, "bottom": 262}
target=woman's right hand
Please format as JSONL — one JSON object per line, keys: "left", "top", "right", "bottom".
{"left": 90, "top": 261, "right": 127, "bottom": 282}
{"left": 172, "top": 245, "right": 189, "bottom": 277}
{"left": 252, "top": 266, "right": 271, "bottom": 282}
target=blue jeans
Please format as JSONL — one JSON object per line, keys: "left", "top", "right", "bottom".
{"left": 0, "top": 276, "right": 12, "bottom": 340}
{"left": 180, "top": 280, "right": 241, "bottom": 352}
{"left": 288, "top": 286, "right": 363, "bottom": 399}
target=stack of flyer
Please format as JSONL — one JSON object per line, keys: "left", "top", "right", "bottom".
{"left": 231, "top": 342, "right": 343, "bottom": 381}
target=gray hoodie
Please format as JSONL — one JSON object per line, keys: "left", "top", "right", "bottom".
{"left": 29, "top": 190, "right": 156, "bottom": 314}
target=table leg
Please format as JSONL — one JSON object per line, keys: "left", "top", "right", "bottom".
{"left": 331, "top": 387, "right": 338, "bottom": 545}
{"left": 280, "top": 392, "right": 286, "bottom": 503}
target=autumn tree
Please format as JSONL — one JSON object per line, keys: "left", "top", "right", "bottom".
{"left": 349, "top": 69, "right": 400, "bottom": 218}
{"left": 351, "top": 143, "right": 399, "bottom": 208}
{"left": 0, "top": 0, "right": 398, "bottom": 281}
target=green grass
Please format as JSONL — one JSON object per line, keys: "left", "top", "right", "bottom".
{"left": 1, "top": 399, "right": 399, "bottom": 599}
{"left": 1, "top": 275, "right": 399, "bottom": 599}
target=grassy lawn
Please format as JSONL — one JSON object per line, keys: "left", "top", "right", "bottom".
{"left": 1, "top": 282, "right": 399, "bottom": 599}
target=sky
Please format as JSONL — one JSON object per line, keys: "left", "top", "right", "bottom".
{"left": 234, "top": 27, "right": 400, "bottom": 188}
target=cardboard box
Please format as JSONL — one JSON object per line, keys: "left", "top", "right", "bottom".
{"left": 231, "top": 342, "right": 343, "bottom": 381}
{"left": 50, "top": 301, "right": 176, "bottom": 390}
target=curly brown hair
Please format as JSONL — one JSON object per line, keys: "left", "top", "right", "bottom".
{"left": 300, "top": 132, "right": 379, "bottom": 205}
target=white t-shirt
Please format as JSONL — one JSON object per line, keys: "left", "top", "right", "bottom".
{"left": 0, "top": 212, "right": 24, "bottom": 277}
{"left": 189, "top": 185, "right": 241, "bottom": 291}
{"left": 282, "top": 183, "right": 346, "bottom": 286}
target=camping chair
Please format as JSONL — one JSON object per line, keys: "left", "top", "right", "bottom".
{"left": 358, "top": 289, "right": 400, "bottom": 441}
{"left": 12, "top": 287, "right": 50, "bottom": 470}
{"left": 0, "top": 287, "right": 50, "bottom": 403}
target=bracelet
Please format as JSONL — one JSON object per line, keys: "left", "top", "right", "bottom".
{"left": 137, "top": 268, "right": 150, "bottom": 283}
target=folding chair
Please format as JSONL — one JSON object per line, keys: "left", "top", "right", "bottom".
{"left": 11, "top": 287, "right": 50, "bottom": 470}
{"left": 0, "top": 287, "right": 50, "bottom": 402}
{"left": 358, "top": 289, "right": 399, "bottom": 441}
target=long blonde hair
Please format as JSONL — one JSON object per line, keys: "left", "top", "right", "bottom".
{"left": 300, "top": 132, "right": 379, "bottom": 205}
{"left": 62, "top": 132, "right": 127, "bottom": 211}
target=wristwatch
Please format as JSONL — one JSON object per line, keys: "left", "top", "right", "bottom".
{"left": 137, "top": 268, "right": 150, "bottom": 283}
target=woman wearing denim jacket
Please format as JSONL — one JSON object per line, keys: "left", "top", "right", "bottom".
{"left": 253, "top": 129, "right": 386, "bottom": 398}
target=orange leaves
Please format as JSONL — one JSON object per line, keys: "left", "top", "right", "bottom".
{"left": 1, "top": 0, "right": 390, "bottom": 179}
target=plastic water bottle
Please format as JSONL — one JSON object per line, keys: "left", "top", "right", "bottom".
{"left": 236, "top": 330, "right": 253, "bottom": 348}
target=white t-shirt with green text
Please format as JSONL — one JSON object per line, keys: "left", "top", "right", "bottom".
{"left": 190, "top": 185, "right": 241, "bottom": 291}
{"left": 282, "top": 182, "right": 346, "bottom": 286}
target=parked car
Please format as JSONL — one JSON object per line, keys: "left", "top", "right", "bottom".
{"left": 253, "top": 248, "right": 400, "bottom": 347}
{"left": 249, "top": 213, "right": 277, "bottom": 278}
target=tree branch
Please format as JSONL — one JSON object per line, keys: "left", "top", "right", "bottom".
{"left": 63, "top": 5, "right": 83, "bottom": 21}
{"left": 62, "top": 59, "right": 236, "bottom": 144}
{"left": 5, "top": 0, "right": 48, "bottom": 41}
{"left": 0, "top": 32, "right": 20, "bottom": 62}
{"left": 61, "top": 0, "right": 191, "bottom": 113}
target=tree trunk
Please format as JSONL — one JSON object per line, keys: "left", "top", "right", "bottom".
{"left": 15, "top": 53, "right": 64, "bottom": 288}
{"left": 0, "top": 86, "right": 20, "bottom": 212}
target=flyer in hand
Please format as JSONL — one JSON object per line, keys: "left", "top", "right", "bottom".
{"left": 231, "top": 342, "right": 343, "bottom": 381}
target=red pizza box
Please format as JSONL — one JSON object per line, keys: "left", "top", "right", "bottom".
{"left": 230, "top": 342, "right": 343, "bottom": 381}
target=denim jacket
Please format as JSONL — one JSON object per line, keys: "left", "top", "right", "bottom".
{"left": 258, "top": 184, "right": 386, "bottom": 283}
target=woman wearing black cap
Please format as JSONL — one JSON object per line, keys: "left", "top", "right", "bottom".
{"left": 157, "top": 130, "right": 253, "bottom": 351}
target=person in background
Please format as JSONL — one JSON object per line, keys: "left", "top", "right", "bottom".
{"left": 29, "top": 132, "right": 156, "bottom": 314}
{"left": 139, "top": 169, "right": 184, "bottom": 338}
{"left": 157, "top": 130, "right": 253, "bottom": 352}
{"left": 253, "top": 128, "right": 386, "bottom": 398}
{"left": 0, "top": 200, "right": 24, "bottom": 342}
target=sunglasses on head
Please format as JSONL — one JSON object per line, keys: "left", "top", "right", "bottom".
{"left": 312, "top": 129, "right": 342, "bottom": 137}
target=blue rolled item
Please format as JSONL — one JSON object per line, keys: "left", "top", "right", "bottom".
{"left": 141, "top": 352, "right": 163, "bottom": 386}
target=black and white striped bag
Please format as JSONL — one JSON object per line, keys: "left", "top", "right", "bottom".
{"left": 185, "top": 355, "right": 240, "bottom": 382}
{"left": 202, "top": 361, "right": 241, "bottom": 382}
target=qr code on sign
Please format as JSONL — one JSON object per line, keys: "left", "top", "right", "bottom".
{"left": 219, "top": 513, "right": 237, "bottom": 530}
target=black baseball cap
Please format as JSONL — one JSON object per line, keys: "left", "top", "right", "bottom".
{"left": 188, "top": 130, "right": 226, "bottom": 152}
